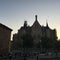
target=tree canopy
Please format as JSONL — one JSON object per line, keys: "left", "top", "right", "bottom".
{"left": 21, "top": 33, "right": 33, "bottom": 48}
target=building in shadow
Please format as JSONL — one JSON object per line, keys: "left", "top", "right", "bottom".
{"left": 0, "top": 23, "right": 12, "bottom": 55}
{"left": 12, "top": 15, "right": 57, "bottom": 50}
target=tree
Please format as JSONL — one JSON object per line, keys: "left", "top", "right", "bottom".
{"left": 36, "top": 41, "right": 40, "bottom": 48}
{"left": 21, "top": 33, "right": 33, "bottom": 48}
{"left": 55, "top": 40, "right": 60, "bottom": 51}
{"left": 41, "top": 37, "right": 54, "bottom": 49}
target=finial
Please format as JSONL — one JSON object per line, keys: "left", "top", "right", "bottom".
{"left": 35, "top": 15, "right": 37, "bottom": 21}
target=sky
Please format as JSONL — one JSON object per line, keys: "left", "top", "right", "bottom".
{"left": 0, "top": 0, "right": 60, "bottom": 40}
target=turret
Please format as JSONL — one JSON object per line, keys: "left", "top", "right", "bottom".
{"left": 24, "top": 21, "right": 27, "bottom": 27}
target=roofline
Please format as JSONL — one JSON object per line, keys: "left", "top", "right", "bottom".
{"left": 0, "top": 23, "right": 13, "bottom": 31}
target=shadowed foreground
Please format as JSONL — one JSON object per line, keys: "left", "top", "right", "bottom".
{"left": 0, "top": 54, "right": 60, "bottom": 60}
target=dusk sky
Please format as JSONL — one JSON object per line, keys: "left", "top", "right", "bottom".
{"left": 0, "top": 0, "right": 60, "bottom": 40}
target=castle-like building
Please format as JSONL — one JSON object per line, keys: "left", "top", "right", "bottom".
{"left": 12, "top": 15, "right": 57, "bottom": 49}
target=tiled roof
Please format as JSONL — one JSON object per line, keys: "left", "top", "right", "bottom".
{"left": 0, "top": 23, "right": 12, "bottom": 31}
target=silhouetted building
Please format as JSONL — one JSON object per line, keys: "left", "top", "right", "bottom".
{"left": 12, "top": 15, "right": 57, "bottom": 50}
{"left": 0, "top": 23, "right": 12, "bottom": 55}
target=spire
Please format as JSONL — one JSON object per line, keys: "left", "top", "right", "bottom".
{"left": 46, "top": 19, "right": 49, "bottom": 28}
{"left": 35, "top": 15, "right": 37, "bottom": 21}
{"left": 32, "top": 15, "right": 41, "bottom": 28}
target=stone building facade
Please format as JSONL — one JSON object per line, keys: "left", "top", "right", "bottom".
{"left": 12, "top": 15, "right": 57, "bottom": 49}
{"left": 0, "top": 23, "right": 12, "bottom": 55}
